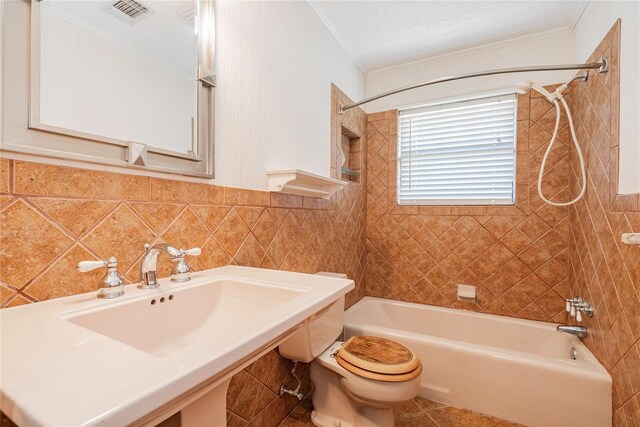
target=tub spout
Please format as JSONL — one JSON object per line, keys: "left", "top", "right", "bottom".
{"left": 556, "top": 325, "right": 587, "bottom": 339}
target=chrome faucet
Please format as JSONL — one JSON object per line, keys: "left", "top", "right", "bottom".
{"left": 557, "top": 325, "right": 587, "bottom": 339}
{"left": 77, "top": 257, "right": 125, "bottom": 299}
{"left": 138, "top": 243, "right": 201, "bottom": 289}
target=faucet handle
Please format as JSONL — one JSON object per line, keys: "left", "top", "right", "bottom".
{"left": 182, "top": 247, "right": 201, "bottom": 256}
{"left": 170, "top": 247, "right": 200, "bottom": 283}
{"left": 77, "top": 260, "right": 107, "bottom": 273}
{"left": 78, "top": 257, "right": 125, "bottom": 299}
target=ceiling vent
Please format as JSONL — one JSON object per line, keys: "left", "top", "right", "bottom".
{"left": 106, "top": 0, "right": 153, "bottom": 24}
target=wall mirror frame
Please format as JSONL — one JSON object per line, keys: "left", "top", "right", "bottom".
{"left": 1, "top": 0, "right": 215, "bottom": 178}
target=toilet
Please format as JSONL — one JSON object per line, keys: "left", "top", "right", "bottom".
{"left": 278, "top": 273, "right": 422, "bottom": 427}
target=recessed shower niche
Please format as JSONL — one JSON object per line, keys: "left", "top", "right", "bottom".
{"left": 339, "top": 126, "right": 362, "bottom": 183}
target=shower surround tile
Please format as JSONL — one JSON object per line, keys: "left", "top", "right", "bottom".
{"left": 564, "top": 21, "right": 640, "bottom": 426}
{"left": 364, "top": 89, "right": 572, "bottom": 321}
{"left": 0, "top": 88, "right": 367, "bottom": 427}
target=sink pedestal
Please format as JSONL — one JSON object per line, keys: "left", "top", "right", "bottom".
{"left": 180, "top": 378, "right": 231, "bottom": 427}
{"left": 0, "top": 266, "right": 354, "bottom": 426}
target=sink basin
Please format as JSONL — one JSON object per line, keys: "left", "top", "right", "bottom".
{"left": 0, "top": 266, "right": 354, "bottom": 426}
{"left": 66, "top": 279, "right": 303, "bottom": 357}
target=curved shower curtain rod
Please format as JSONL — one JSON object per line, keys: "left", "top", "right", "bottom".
{"left": 339, "top": 58, "right": 609, "bottom": 114}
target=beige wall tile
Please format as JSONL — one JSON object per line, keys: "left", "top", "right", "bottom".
{"left": 0, "top": 284, "right": 16, "bottom": 306}
{"left": 271, "top": 193, "right": 303, "bottom": 209}
{"left": 365, "top": 91, "right": 571, "bottom": 321}
{"left": 30, "top": 199, "right": 118, "bottom": 237}
{"left": 82, "top": 204, "right": 155, "bottom": 272}
{"left": 1, "top": 196, "right": 14, "bottom": 208}
{"left": 5, "top": 294, "right": 31, "bottom": 308}
{"left": 192, "top": 205, "right": 232, "bottom": 232}
{"left": 23, "top": 245, "right": 102, "bottom": 301}
{"left": 214, "top": 209, "right": 251, "bottom": 256}
{"left": 150, "top": 178, "right": 223, "bottom": 205}
{"left": 224, "top": 187, "right": 271, "bottom": 207}
{"left": 0, "top": 200, "right": 73, "bottom": 289}
{"left": 566, "top": 20, "right": 640, "bottom": 415}
{"left": 129, "top": 202, "right": 185, "bottom": 234}
{"left": 161, "top": 207, "right": 210, "bottom": 250}
{"left": 14, "top": 162, "right": 148, "bottom": 200}
{"left": 0, "top": 159, "right": 11, "bottom": 193}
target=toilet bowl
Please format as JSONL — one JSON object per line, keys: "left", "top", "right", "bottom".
{"left": 278, "top": 272, "right": 422, "bottom": 427}
{"left": 309, "top": 341, "right": 421, "bottom": 427}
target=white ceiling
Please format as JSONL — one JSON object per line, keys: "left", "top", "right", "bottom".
{"left": 310, "top": 1, "right": 587, "bottom": 73}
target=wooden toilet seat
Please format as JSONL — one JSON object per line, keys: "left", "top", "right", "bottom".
{"left": 335, "top": 336, "right": 423, "bottom": 382}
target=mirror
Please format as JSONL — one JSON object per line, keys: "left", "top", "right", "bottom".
{"left": 35, "top": 0, "right": 198, "bottom": 154}
{"left": 1, "top": 0, "right": 214, "bottom": 177}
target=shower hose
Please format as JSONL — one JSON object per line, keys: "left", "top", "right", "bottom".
{"left": 530, "top": 82, "right": 587, "bottom": 207}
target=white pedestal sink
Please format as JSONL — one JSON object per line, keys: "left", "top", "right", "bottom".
{"left": 0, "top": 266, "right": 354, "bottom": 426}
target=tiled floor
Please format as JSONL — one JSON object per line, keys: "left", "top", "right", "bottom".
{"left": 279, "top": 395, "right": 524, "bottom": 427}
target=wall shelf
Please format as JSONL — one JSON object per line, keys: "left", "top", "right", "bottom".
{"left": 266, "top": 169, "right": 348, "bottom": 199}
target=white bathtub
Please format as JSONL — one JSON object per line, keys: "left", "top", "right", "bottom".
{"left": 344, "top": 297, "right": 611, "bottom": 427}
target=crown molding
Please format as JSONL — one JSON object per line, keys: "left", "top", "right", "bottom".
{"left": 307, "top": 0, "right": 589, "bottom": 78}
{"left": 367, "top": 26, "right": 574, "bottom": 78}
{"left": 306, "top": 0, "right": 366, "bottom": 74}
{"left": 567, "top": 1, "right": 589, "bottom": 32}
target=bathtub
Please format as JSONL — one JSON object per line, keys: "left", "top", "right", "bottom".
{"left": 343, "top": 297, "right": 611, "bottom": 427}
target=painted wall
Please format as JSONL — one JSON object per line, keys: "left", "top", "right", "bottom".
{"left": 364, "top": 32, "right": 575, "bottom": 112}
{"left": 213, "top": 0, "right": 365, "bottom": 190}
{"left": 2, "top": 1, "right": 365, "bottom": 192}
{"left": 571, "top": 1, "right": 640, "bottom": 195}
{"left": 40, "top": 10, "right": 196, "bottom": 154}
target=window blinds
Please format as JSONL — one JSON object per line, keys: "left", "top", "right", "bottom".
{"left": 397, "top": 93, "right": 517, "bottom": 206}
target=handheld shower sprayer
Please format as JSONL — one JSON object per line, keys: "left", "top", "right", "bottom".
{"left": 516, "top": 75, "right": 587, "bottom": 207}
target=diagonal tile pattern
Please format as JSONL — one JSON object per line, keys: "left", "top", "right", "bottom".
{"left": 0, "top": 199, "right": 74, "bottom": 289}
{"left": 1, "top": 22, "right": 637, "bottom": 427}
{"left": 564, "top": 21, "right": 640, "bottom": 426}
{"left": 0, "top": 86, "right": 367, "bottom": 427}
{"left": 364, "top": 90, "right": 572, "bottom": 321}
{"left": 0, "top": 157, "right": 367, "bottom": 426}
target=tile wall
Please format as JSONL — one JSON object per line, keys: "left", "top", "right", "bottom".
{"left": 364, "top": 89, "right": 573, "bottom": 322}
{"left": 0, "top": 87, "right": 367, "bottom": 427}
{"left": 1, "top": 20, "right": 637, "bottom": 427}
{"left": 565, "top": 21, "right": 640, "bottom": 426}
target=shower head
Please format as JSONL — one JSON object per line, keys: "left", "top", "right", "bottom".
{"left": 515, "top": 81, "right": 532, "bottom": 95}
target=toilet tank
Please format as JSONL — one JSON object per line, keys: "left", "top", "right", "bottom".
{"left": 278, "top": 273, "right": 347, "bottom": 363}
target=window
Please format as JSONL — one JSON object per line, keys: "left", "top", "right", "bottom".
{"left": 397, "top": 93, "right": 517, "bottom": 206}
